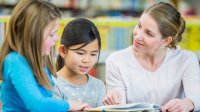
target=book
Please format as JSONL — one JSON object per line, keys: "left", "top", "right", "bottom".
{"left": 84, "top": 103, "right": 161, "bottom": 112}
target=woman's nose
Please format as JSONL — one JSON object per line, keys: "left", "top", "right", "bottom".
{"left": 135, "top": 30, "right": 143, "bottom": 40}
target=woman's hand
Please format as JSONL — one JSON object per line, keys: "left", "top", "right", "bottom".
{"left": 102, "top": 90, "right": 122, "bottom": 105}
{"left": 68, "top": 99, "right": 90, "bottom": 111}
{"left": 161, "top": 98, "right": 194, "bottom": 112}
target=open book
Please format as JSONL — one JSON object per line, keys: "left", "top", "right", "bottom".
{"left": 84, "top": 103, "right": 161, "bottom": 112}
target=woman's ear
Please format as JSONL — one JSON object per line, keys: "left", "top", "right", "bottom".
{"left": 58, "top": 45, "right": 67, "bottom": 58}
{"left": 162, "top": 36, "right": 172, "bottom": 47}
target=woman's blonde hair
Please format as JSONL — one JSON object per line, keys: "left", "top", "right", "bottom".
{"left": 145, "top": 2, "right": 185, "bottom": 49}
{"left": 0, "top": 0, "right": 61, "bottom": 90}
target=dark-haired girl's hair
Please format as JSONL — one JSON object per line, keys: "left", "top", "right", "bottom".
{"left": 56, "top": 18, "right": 101, "bottom": 71}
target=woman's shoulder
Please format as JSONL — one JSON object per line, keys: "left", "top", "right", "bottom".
{"left": 168, "top": 47, "right": 198, "bottom": 62}
{"left": 170, "top": 47, "right": 197, "bottom": 58}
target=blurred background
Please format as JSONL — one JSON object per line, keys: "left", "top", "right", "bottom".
{"left": 0, "top": 0, "right": 200, "bottom": 107}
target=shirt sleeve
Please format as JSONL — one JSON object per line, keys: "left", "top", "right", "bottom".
{"left": 105, "top": 57, "right": 126, "bottom": 104}
{"left": 182, "top": 53, "right": 200, "bottom": 111}
{"left": 6, "top": 55, "right": 69, "bottom": 112}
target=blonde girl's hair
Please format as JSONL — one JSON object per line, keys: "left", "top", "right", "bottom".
{"left": 0, "top": 0, "right": 61, "bottom": 90}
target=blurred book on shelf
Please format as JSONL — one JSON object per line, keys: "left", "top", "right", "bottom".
{"left": 0, "top": 16, "right": 200, "bottom": 62}
{"left": 0, "top": 0, "right": 146, "bottom": 17}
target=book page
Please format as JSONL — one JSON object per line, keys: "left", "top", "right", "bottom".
{"left": 84, "top": 103, "right": 161, "bottom": 112}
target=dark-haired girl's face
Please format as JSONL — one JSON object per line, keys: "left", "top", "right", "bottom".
{"left": 63, "top": 39, "right": 99, "bottom": 76}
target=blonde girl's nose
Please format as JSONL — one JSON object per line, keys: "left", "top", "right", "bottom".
{"left": 53, "top": 34, "right": 59, "bottom": 41}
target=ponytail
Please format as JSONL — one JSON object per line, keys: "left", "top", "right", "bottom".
{"left": 169, "top": 17, "right": 185, "bottom": 48}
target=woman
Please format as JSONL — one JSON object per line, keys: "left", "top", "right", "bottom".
{"left": 103, "top": 2, "right": 200, "bottom": 112}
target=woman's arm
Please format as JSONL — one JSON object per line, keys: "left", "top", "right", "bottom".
{"left": 103, "top": 57, "right": 126, "bottom": 105}
{"left": 182, "top": 52, "right": 200, "bottom": 111}
{"left": 162, "top": 52, "right": 200, "bottom": 112}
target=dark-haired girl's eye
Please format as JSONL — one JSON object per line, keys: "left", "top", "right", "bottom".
{"left": 76, "top": 52, "right": 84, "bottom": 55}
{"left": 91, "top": 53, "right": 97, "bottom": 56}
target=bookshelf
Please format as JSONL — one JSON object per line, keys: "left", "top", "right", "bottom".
{"left": 0, "top": 16, "right": 200, "bottom": 81}
{"left": 1, "top": 16, "right": 200, "bottom": 62}
{"left": 0, "top": 0, "right": 146, "bottom": 17}
{"left": 0, "top": 16, "right": 200, "bottom": 106}
{"left": 0, "top": 16, "right": 137, "bottom": 63}
{"left": 57, "top": 17, "right": 137, "bottom": 63}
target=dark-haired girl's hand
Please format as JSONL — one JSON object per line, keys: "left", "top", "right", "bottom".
{"left": 68, "top": 99, "right": 90, "bottom": 111}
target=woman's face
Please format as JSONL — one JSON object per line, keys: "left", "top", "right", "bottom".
{"left": 42, "top": 18, "right": 60, "bottom": 56}
{"left": 133, "top": 13, "right": 165, "bottom": 54}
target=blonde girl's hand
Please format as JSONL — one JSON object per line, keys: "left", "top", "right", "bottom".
{"left": 161, "top": 98, "right": 194, "bottom": 112}
{"left": 102, "top": 90, "right": 122, "bottom": 105}
{"left": 68, "top": 99, "right": 90, "bottom": 111}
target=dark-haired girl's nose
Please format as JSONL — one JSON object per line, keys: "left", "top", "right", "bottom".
{"left": 82, "top": 56, "right": 90, "bottom": 63}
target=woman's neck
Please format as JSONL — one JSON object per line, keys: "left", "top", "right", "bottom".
{"left": 133, "top": 48, "right": 167, "bottom": 72}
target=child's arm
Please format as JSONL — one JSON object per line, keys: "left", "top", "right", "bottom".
{"left": 6, "top": 55, "right": 69, "bottom": 112}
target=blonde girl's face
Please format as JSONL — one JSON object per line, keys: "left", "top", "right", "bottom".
{"left": 42, "top": 18, "right": 60, "bottom": 56}
{"left": 64, "top": 39, "right": 99, "bottom": 76}
{"left": 133, "top": 13, "right": 164, "bottom": 54}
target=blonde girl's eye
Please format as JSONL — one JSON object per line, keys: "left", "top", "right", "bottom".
{"left": 50, "top": 33, "right": 56, "bottom": 38}
{"left": 49, "top": 30, "right": 58, "bottom": 38}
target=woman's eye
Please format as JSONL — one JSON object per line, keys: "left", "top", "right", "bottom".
{"left": 138, "top": 23, "right": 141, "bottom": 28}
{"left": 146, "top": 32, "right": 153, "bottom": 37}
